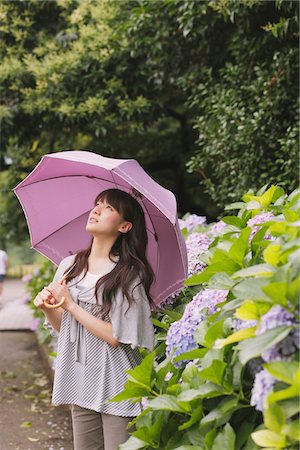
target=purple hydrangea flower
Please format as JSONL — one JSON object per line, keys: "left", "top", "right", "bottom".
{"left": 179, "top": 214, "right": 207, "bottom": 231}
{"left": 166, "top": 289, "right": 228, "bottom": 367}
{"left": 21, "top": 293, "right": 32, "bottom": 304}
{"left": 159, "top": 288, "right": 184, "bottom": 309}
{"left": 247, "top": 212, "right": 275, "bottom": 241}
{"left": 186, "top": 232, "right": 212, "bottom": 276}
{"left": 30, "top": 317, "right": 41, "bottom": 332}
{"left": 210, "top": 221, "right": 227, "bottom": 237}
{"left": 233, "top": 318, "right": 257, "bottom": 331}
{"left": 22, "top": 274, "right": 32, "bottom": 284}
{"left": 256, "top": 305, "right": 299, "bottom": 362}
{"left": 250, "top": 369, "right": 276, "bottom": 412}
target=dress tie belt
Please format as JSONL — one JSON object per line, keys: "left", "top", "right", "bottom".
{"left": 69, "top": 287, "right": 87, "bottom": 365}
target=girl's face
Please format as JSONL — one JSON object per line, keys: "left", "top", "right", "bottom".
{"left": 86, "top": 198, "right": 132, "bottom": 237}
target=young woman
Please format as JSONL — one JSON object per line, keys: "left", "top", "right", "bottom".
{"left": 33, "top": 189, "right": 155, "bottom": 450}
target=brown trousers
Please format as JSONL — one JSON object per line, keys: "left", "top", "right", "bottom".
{"left": 71, "top": 404, "right": 134, "bottom": 450}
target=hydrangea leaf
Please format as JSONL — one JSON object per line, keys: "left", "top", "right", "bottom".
{"left": 177, "top": 384, "right": 223, "bottom": 402}
{"left": 232, "top": 264, "right": 275, "bottom": 279}
{"left": 118, "top": 436, "right": 148, "bottom": 450}
{"left": 198, "top": 360, "right": 226, "bottom": 385}
{"left": 211, "top": 423, "right": 235, "bottom": 450}
{"left": 264, "top": 361, "right": 299, "bottom": 385}
{"left": 229, "top": 227, "right": 251, "bottom": 265}
{"left": 235, "top": 299, "right": 269, "bottom": 320}
{"left": 178, "top": 404, "right": 203, "bottom": 431}
{"left": 238, "top": 326, "right": 292, "bottom": 365}
{"left": 251, "top": 429, "right": 286, "bottom": 447}
{"left": 200, "top": 396, "right": 239, "bottom": 428}
{"left": 148, "top": 394, "right": 190, "bottom": 413}
{"left": 268, "top": 385, "right": 299, "bottom": 403}
{"left": 262, "top": 282, "right": 287, "bottom": 304}
{"left": 125, "top": 352, "right": 155, "bottom": 387}
{"left": 108, "top": 381, "right": 150, "bottom": 402}
{"left": 263, "top": 244, "right": 281, "bottom": 266}
{"left": 263, "top": 403, "right": 285, "bottom": 433}
{"left": 282, "top": 418, "right": 300, "bottom": 441}
{"left": 214, "top": 327, "right": 256, "bottom": 349}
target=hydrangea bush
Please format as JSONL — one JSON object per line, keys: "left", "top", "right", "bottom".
{"left": 110, "top": 185, "right": 300, "bottom": 450}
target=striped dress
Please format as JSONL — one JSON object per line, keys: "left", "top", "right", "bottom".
{"left": 48, "top": 255, "right": 155, "bottom": 417}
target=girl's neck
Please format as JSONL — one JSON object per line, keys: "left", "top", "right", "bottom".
{"left": 89, "top": 236, "right": 117, "bottom": 262}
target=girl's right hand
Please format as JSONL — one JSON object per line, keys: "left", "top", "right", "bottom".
{"left": 33, "top": 288, "right": 55, "bottom": 310}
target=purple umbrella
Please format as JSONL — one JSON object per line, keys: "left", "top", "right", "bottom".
{"left": 14, "top": 151, "right": 187, "bottom": 306}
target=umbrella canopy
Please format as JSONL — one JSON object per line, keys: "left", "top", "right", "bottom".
{"left": 14, "top": 151, "right": 187, "bottom": 306}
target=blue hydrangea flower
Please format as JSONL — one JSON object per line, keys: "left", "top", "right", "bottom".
{"left": 251, "top": 369, "right": 275, "bottom": 412}
{"left": 166, "top": 289, "right": 228, "bottom": 367}
{"left": 179, "top": 214, "right": 207, "bottom": 232}
{"left": 256, "top": 305, "right": 299, "bottom": 362}
{"left": 210, "top": 221, "right": 227, "bottom": 237}
{"left": 247, "top": 212, "right": 275, "bottom": 241}
{"left": 185, "top": 232, "right": 212, "bottom": 276}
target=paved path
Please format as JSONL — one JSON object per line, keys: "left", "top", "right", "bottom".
{"left": 0, "top": 279, "right": 33, "bottom": 330}
{"left": 0, "top": 331, "right": 73, "bottom": 450}
{"left": 0, "top": 282, "right": 74, "bottom": 449}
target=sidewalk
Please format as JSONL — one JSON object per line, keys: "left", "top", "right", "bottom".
{"left": 0, "top": 281, "right": 74, "bottom": 449}
{"left": 0, "top": 331, "right": 73, "bottom": 450}
{"left": 0, "top": 278, "right": 33, "bottom": 330}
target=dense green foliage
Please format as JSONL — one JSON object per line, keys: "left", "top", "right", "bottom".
{"left": 0, "top": 0, "right": 298, "bottom": 245}
{"left": 111, "top": 185, "right": 300, "bottom": 449}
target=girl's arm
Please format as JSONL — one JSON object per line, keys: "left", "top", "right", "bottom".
{"left": 68, "top": 302, "right": 120, "bottom": 347}
{"left": 46, "top": 280, "right": 120, "bottom": 347}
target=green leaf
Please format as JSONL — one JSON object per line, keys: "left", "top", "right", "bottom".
{"left": 264, "top": 403, "right": 285, "bottom": 432}
{"left": 148, "top": 395, "right": 189, "bottom": 413}
{"left": 178, "top": 405, "right": 203, "bottom": 431}
{"left": 21, "top": 421, "right": 33, "bottom": 428}
{"left": 212, "top": 424, "right": 235, "bottom": 450}
{"left": 232, "top": 278, "right": 271, "bottom": 301}
{"left": 200, "top": 397, "right": 239, "bottom": 428}
{"left": 232, "top": 264, "right": 275, "bottom": 279}
{"left": 109, "top": 381, "right": 150, "bottom": 402}
{"left": 132, "top": 410, "right": 165, "bottom": 447}
{"left": 208, "top": 272, "right": 235, "bottom": 290}
{"left": 238, "top": 326, "right": 292, "bottom": 365}
{"left": 260, "top": 185, "right": 277, "bottom": 207}
{"left": 264, "top": 361, "right": 299, "bottom": 385}
{"left": 283, "top": 209, "right": 299, "bottom": 222}
{"left": 214, "top": 327, "right": 256, "bottom": 349}
{"left": 221, "top": 216, "right": 243, "bottom": 228}
{"left": 228, "top": 228, "right": 251, "bottom": 265}
{"left": 118, "top": 436, "right": 148, "bottom": 450}
{"left": 263, "top": 244, "right": 281, "bottom": 266}
{"left": 282, "top": 418, "right": 300, "bottom": 440}
{"left": 198, "top": 360, "right": 226, "bottom": 385}
{"left": 125, "top": 352, "right": 155, "bottom": 388}
{"left": 186, "top": 260, "right": 240, "bottom": 285}
{"left": 268, "top": 385, "right": 299, "bottom": 403}
{"left": 235, "top": 299, "right": 267, "bottom": 320}
{"left": 152, "top": 318, "right": 169, "bottom": 330}
{"left": 205, "top": 320, "right": 225, "bottom": 346}
{"left": 177, "top": 383, "right": 223, "bottom": 402}
{"left": 262, "top": 282, "right": 287, "bottom": 305}
{"left": 173, "top": 348, "right": 207, "bottom": 364}
{"left": 251, "top": 429, "right": 286, "bottom": 448}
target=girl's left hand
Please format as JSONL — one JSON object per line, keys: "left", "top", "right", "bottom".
{"left": 45, "top": 280, "right": 74, "bottom": 312}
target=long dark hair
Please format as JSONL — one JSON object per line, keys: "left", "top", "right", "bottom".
{"left": 63, "top": 189, "right": 154, "bottom": 315}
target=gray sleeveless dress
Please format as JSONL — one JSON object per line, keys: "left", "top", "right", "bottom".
{"left": 47, "top": 255, "right": 154, "bottom": 417}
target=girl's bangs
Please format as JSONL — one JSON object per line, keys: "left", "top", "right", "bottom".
{"left": 95, "top": 190, "right": 123, "bottom": 214}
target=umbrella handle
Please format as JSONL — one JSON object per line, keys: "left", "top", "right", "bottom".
{"left": 43, "top": 274, "right": 67, "bottom": 309}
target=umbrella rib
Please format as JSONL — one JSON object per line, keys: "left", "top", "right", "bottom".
{"left": 32, "top": 209, "right": 92, "bottom": 247}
